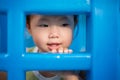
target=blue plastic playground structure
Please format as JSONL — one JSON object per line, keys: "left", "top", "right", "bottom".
{"left": 0, "top": 0, "right": 119, "bottom": 80}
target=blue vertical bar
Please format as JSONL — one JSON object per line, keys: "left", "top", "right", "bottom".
{"left": 79, "top": 15, "right": 86, "bottom": 52}
{"left": 0, "top": 13, "right": 1, "bottom": 52}
{"left": 91, "top": 0, "right": 117, "bottom": 80}
{"left": 7, "top": 10, "right": 25, "bottom": 80}
{"left": 70, "top": 15, "right": 86, "bottom": 52}
{"left": 118, "top": 0, "right": 120, "bottom": 80}
{"left": 8, "top": 69, "right": 25, "bottom": 80}
{"left": 7, "top": 10, "right": 24, "bottom": 55}
{"left": 0, "top": 12, "right": 7, "bottom": 53}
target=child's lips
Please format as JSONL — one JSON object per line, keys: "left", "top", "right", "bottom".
{"left": 47, "top": 43, "right": 62, "bottom": 50}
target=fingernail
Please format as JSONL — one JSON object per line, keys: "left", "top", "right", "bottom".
{"left": 51, "top": 49, "right": 57, "bottom": 53}
{"left": 58, "top": 47, "right": 63, "bottom": 53}
{"left": 68, "top": 49, "right": 73, "bottom": 53}
{"left": 58, "top": 49, "right": 63, "bottom": 53}
{"left": 64, "top": 48, "right": 68, "bottom": 53}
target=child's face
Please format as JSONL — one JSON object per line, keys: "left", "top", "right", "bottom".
{"left": 27, "top": 15, "right": 75, "bottom": 52}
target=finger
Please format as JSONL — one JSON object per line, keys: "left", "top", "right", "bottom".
{"left": 58, "top": 47, "right": 64, "bottom": 53}
{"left": 63, "top": 75, "right": 79, "bottom": 80}
{"left": 51, "top": 49, "right": 57, "bottom": 53}
{"left": 68, "top": 49, "right": 73, "bottom": 53}
{"left": 64, "top": 48, "right": 69, "bottom": 53}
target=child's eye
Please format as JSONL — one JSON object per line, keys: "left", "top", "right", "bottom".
{"left": 38, "top": 24, "right": 48, "bottom": 27}
{"left": 62, "top": 23, "right": 69, "bottom": 27}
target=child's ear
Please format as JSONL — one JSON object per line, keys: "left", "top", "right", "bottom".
{"left": 26, "top": 23, "right": 32, "bottom": 34}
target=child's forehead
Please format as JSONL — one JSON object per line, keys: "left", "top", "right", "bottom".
{"left": 31, "top": 15, "right": 74, "bottom": 21}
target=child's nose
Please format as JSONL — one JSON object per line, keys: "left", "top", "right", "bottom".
{"left": 49, "top": 26, "right": 60, "bottom": 38}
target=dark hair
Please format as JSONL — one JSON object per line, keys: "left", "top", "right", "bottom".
{"left": 26, "top": 15, "right": 31, "bottom": 25}
{"left": 74, "top": 15, "right": 78, "bottom": 25}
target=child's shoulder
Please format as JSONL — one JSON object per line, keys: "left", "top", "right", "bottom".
{"left": 26, "top": 71, "right": 38, "bottom": 80}
{"left": 26, "top": 47, "right": 36, "bottom": 52}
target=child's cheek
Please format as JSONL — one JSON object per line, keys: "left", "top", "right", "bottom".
{"left": 63, "top": 36, "right": 72, "bottom": 48}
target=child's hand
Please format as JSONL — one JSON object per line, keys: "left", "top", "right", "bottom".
{"left": 61, "top": 72, "right": 80, "bottom": 80}
{"left": 51, "top": 47, "right": 73, "bottom": 54}
{"left": 62, "top": 74, "right": 80, "bottom": 80}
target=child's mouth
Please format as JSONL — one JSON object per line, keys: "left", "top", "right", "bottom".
{"left": 47, "top": 43, "right": 62, "bottom": 50}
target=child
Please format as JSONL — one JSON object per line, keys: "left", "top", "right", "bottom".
{"left": 26, "top": 15, "right": 81, "bottom": 80}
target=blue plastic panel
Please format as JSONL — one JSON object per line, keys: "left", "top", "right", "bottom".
{"left": 0, "top": 0, "right": 91, "bottom": 80}
{"left": 0, "top": 0, "right": 119, "bottom": 80}
{"left": 90, "top": 0, "right": 118, "bottom": 80}
{"left": 0, "top": 12, "right": 7, "bottom": 53}
{"left": 0, "top": 0, "right": 90, "bottom": 14}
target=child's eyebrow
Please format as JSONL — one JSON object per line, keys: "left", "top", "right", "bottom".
{"left": 38, "top": 17, "right": 49, "bottom": 22}
{"left": 58, "top": 16, "right": 72, "bottom": 23}
{"left": 58, "top": 16, "right": 69, "bottom": 21}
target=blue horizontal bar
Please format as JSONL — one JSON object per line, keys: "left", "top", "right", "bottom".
{"left": 22, "top": 53, "right": 91, "bottom": 71}
{"left": 0, "top": 53, "right": 91, "bottom": 71}
{"left": 0, "top": 0, "right": 91, "bottom": 14}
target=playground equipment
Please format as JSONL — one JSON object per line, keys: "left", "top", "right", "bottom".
{"left": 0, "top": 0, "right": 119, "bottom": 80}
